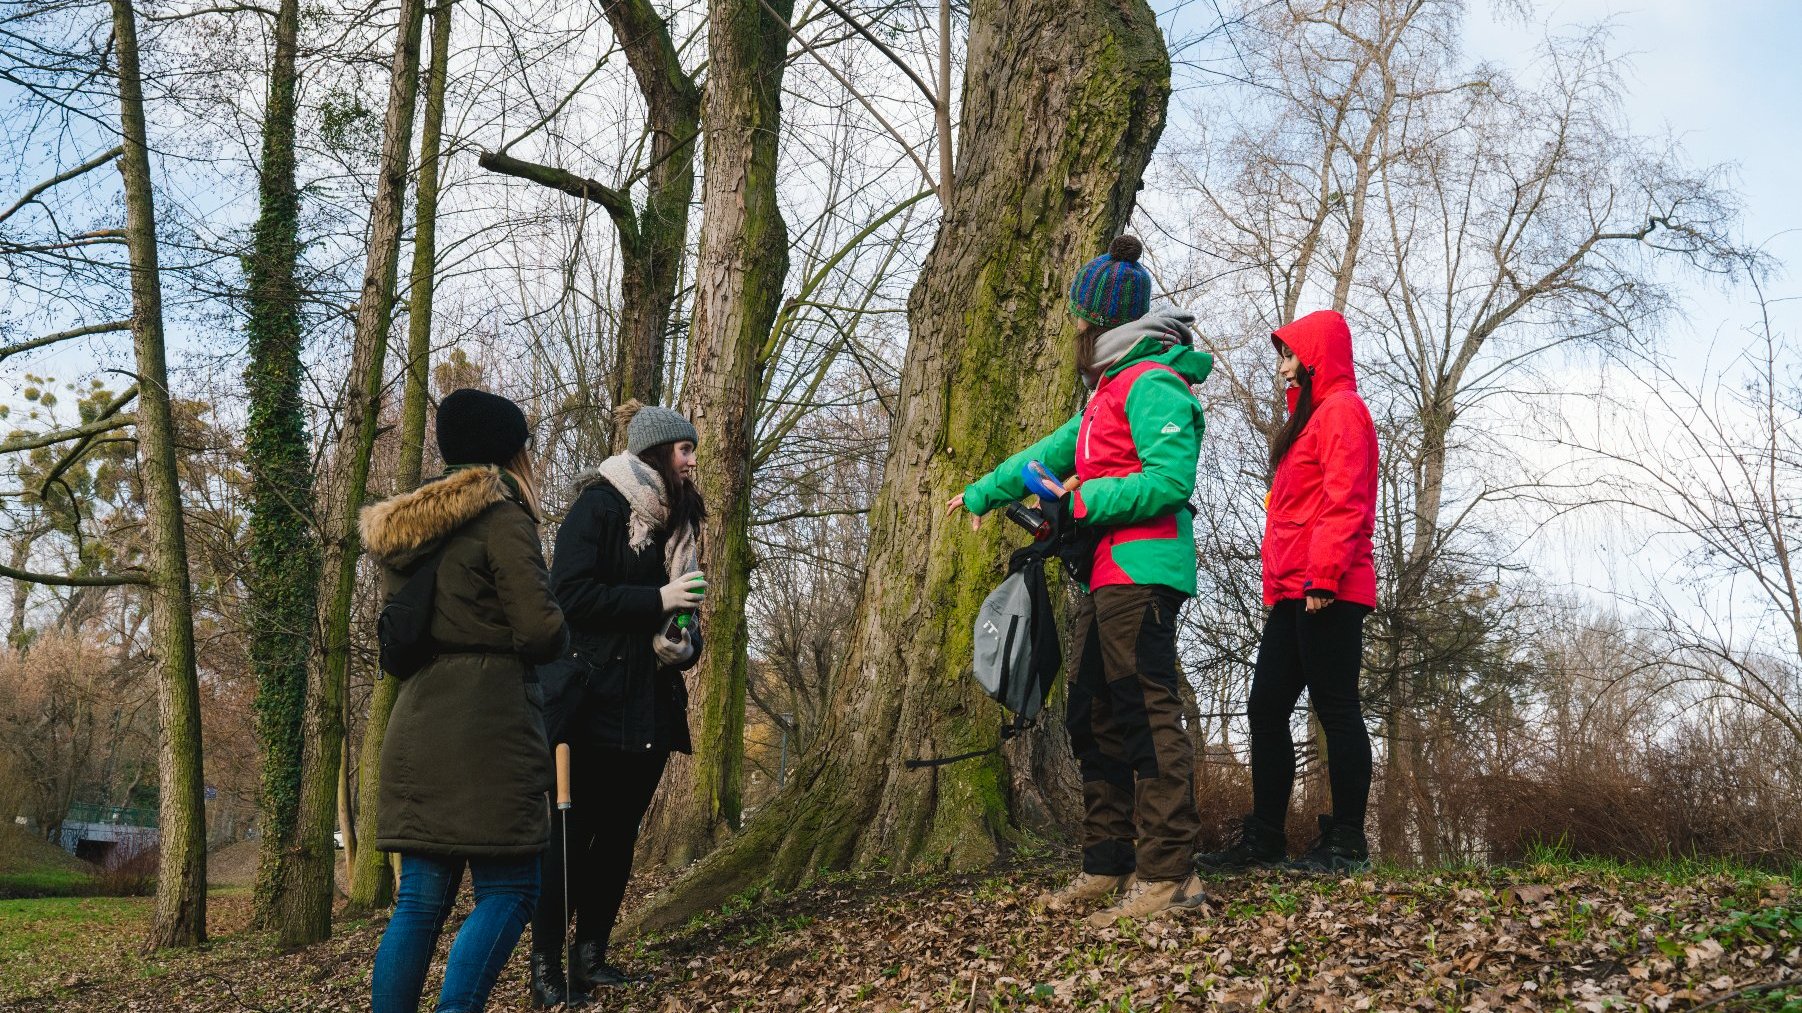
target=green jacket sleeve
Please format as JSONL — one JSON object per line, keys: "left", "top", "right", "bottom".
{"left": 1072, "top": 370, "right": 1201, "bottom": 527}
{"left": 962, "top": 413, "right": 1081, "bottom": 516}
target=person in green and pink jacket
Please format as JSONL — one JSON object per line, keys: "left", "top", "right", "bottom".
{"left": 946, "top": 234, "right": 1212, "bottom": 927}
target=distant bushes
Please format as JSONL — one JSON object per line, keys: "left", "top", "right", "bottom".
{"left": 1188, "top": 693, "right": 1802, "bottom": 871}
{"left": 1483, "top": 726, "right": 1802, "bottom": 871}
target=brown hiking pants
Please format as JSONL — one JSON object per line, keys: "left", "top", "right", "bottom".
{"left": 1067, "top": 583, "right": 1200, "bottom": 881}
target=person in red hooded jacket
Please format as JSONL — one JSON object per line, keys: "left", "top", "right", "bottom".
{"left": 1197, "top": 309, "right": 1379, "bottom": 874}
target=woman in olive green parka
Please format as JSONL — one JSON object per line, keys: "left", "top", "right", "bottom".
{"left": 362, "top": 388, "right": 568, "bottom": 1013}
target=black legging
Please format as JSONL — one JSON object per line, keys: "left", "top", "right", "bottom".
{"left": 1247, "top": 598, "right": 1372, "bottom": 830}
{"left": 532, "top": 747, "right": 668, "bottom": 961}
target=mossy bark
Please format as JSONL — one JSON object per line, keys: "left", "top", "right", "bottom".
{"left": 345, "top": 0, "right": 452, "bottom": 915}
{"left": 628, "top": 0, "right": 1169, "bottom": 930}
{"left": 245, "top": 0, "right": 321, "bottom": 931}
{"left": 112, "top": 0, "right": 208, "bottom": 950}
{"left": 277, "top": 0, "right": 425, "bottom": 948}
{"left": 639, "top": 0, "right": 792, "bottom": 870}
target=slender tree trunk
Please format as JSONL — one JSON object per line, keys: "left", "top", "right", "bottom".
{"left": 244, "top": 0, "right": 320, "bottom": 930}
{"left": 475, "top": 1, "right": 696, "bottom": 450}
{"left": 9, "top": 525, "right": 36, "bottom": 645}
{"left": 112, "top": 0, "right": 207, "bottom": 950}
{"left": 639, "top": 0, "right": 793, "bottom": 870}
{"left": 346, "top": 0, "right": 450, "bottom": 915}
{"left": 605, "top": 0, "right": 699, "bottom": 432}
{"left": 336, "top": 730, "right": 354, "bottom": 885}
{"left": 1377, "top": 620, "right": 1409, "bottom": 860}
{"left": 935, "top": 0, "right": 952, "bottom": 205}
{"left": 628, "top": 0, "right": 1169, "bottom": 929}
{"left": 277, "top": 0, "right": 425, "bottom": 947}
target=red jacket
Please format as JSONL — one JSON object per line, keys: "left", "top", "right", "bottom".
{"left": 1262, "top": 310, "right": 1379, "bottom": 608}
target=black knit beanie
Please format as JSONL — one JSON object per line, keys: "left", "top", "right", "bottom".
{"left": 435, "top": 388, "right": 530, "bottom": 466}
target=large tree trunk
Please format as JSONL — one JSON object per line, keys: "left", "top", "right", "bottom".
{"left": 276, "top": 0, "right": 425, "bottom": 947}
{"left": 346, "top": 0, "right": 451, "bottom": 915}
{"left": 629, "top": 0, "right": 1169, "bottom": 929}
{"left": 245, "top": 0, "right": 320, "bottom": 931}
{"left": 640, "top": 0, "right": 792, "bottom": 870}
{"left": 112, "top": 0, "right": 208, "bottom": 951}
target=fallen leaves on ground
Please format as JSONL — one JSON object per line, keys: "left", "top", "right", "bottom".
{"left": 3, "top": 862, "right": 1797, "bottom": 1011}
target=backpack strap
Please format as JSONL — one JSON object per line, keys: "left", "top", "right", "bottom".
{"left": 375, "top": 543, "right": 449, "bottom": 680}
{"left": 903, "top": 716, "right": 1035, "bottom": 769}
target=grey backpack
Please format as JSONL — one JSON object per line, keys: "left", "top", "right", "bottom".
{"left": 907, "top": 508, "right": 1065, "bottom": 770}
{"left": 974, "top": 569, "right": 1042, "bottom": 720}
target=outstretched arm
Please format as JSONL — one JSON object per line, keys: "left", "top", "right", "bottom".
{"left": 959, "top": 413, "right": 1083, "bottom": 517}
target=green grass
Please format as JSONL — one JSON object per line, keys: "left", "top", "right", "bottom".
{"left": 0, "top": 893, "right": 147, "bottom": 944}
{"left": 0, "top": 868, "right": 99, "bottom": 899}
{"left": 1519, "top": 838, "right": 1802, "bottom": 885}
{"left": 0, "top": 894, "right": 153, "bottom": 1000}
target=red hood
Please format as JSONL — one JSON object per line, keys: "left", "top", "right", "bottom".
{"left": 1273, "top": 310, "right": 1356, "bottom": 414}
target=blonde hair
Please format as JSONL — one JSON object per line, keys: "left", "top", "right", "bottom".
{"left": 502, "top": 447, "right": 543, "bottom": 523}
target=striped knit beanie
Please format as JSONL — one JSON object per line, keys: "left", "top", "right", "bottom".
{"left": 1068, "top": 235, "right": 1151, "bottom": 327}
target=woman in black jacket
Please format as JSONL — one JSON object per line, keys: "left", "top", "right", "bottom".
{"left": 529, "top": 402, "right": 706, "bottom": 1006}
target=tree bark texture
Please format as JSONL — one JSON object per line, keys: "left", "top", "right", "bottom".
{"left": 112, "top": 0, "right": 208, "bottom": 950}
{"left": 346, "top": 0, "right": 451, "bottom": 915}
{"left": 629, "top": 0, "right": 1169, "bottom": 929}
{"left": 639, "top": 0, "right": 793, "bottom": 870}
{"left": 245, "top": 0, "right": 321, "bottom": 930}
{"left": 277, "top": 0, "right": 425, "bottom": 947}
{"left": 604, "top": 0, "right": 699, "bottom": 427}
{"left": 474, "top": 0, "right": 696, "bottom": 447}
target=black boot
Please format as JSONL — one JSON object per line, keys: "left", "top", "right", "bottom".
{"left": 1195, "top": 814, "right": 1287, "bottom": 873}
{"left": 1285, "top": 814, "right": 1370, "bottom": 874}
{"left": 529, "top": 950, "right": 582, "bottom": 1009}
{"left": 571, "top": 938, "right": 652, "bottom": 989}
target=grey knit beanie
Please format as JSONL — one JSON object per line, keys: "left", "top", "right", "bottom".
{"left": 620, "top": 400, "right": 699, "bottom": 455}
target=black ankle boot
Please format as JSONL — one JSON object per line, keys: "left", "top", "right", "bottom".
{"left": 529, "top": 951, "right": 578, "bottom": 1009}
{"left": 1285, "top": 814, "right": 1370, "bottom": 874}
{"left": 1195, "top": 814, "right": 1287, "bottom": 872}
{"left": 571, "top": 938, "right": 652, "bottom": 988}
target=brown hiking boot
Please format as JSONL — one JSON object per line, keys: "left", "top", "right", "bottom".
{"left": 1041, "top": 871, "right": 1132, "bottom": 910}
{"left": 1084, "top": 873, "right": 1207, "bottom": 928}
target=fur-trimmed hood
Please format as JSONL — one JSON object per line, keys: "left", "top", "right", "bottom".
{"left": 359, "top": 466, "right": 510, "bottom": 567}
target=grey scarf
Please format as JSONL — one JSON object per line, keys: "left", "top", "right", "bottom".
{"left": 581, "top": 454, "right": 701, "bottom": 665}
{"left": 1083, "top": 310, "right": 1198, "bottom": 389}
{"left": 584, "top": 454, "right": 700, "bottom": 574}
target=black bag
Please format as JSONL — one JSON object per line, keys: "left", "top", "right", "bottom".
{"left": 377, "top": 549, "right": 447, "bottom": 680}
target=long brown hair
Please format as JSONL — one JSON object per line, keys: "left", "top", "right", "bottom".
{"left": 1269, "top": 362, "right": 1315, "bottom": 471}
{"left": 1074, "top": 319, "right": 1105, "bottom": 379}
{"left": 501, "top": 447, "right": 543, "bottom": 523}
{"left": 638, "top": 441, "right": 707, "bottom": 536}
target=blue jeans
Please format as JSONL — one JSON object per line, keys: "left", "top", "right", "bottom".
{"left": 372, "top": 852, "right": 541, "bottom": 1013}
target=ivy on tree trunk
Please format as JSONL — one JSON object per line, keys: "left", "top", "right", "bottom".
{"left": 276, "top": 0, "right": 426, "bottom": 948}
{"left": 244, "top": 0, "right": 321, "bottom": 931}
{"left": 642, "top": 0, "right": 794, "bottom": 870}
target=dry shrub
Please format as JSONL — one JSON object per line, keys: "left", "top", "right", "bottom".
{"left": 1192, "top": 744, "right": 1254, "bottom": 852}
{"left": 94, "top": 843, "right": 157, "bottom": 897}
{"left": 0, "top": 631, "right": 154, "bottom": 836}
{"left": 0, "top": 750, "right": 20, "bottom": 869}
{"left": 1481, "top": 714, "right": 1802, "bottom": 868}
